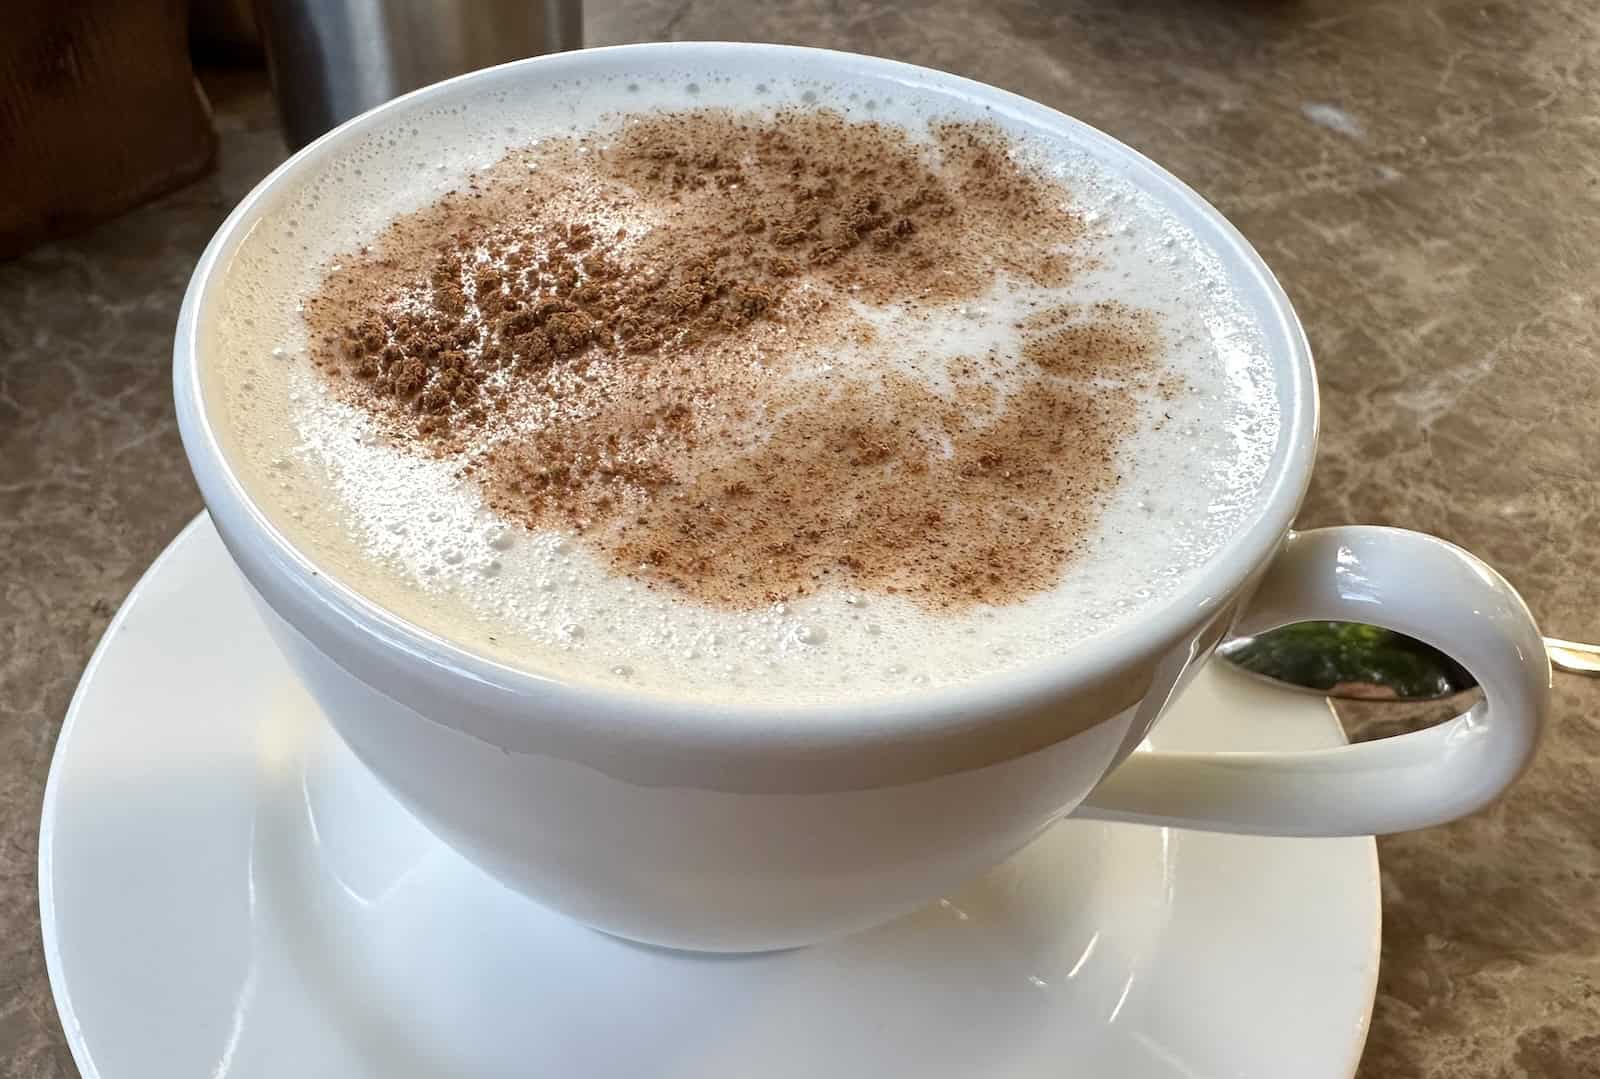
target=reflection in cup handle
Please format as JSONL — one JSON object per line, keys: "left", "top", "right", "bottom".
{"left": 1075, "top": 527, "right": 1551, "bottom": 836}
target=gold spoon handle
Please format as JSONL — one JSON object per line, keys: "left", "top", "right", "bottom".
{"left": 1546, "top": 637, "right": 1600, "bottom": 676}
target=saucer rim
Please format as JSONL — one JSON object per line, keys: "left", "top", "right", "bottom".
{"left": 39, "top": 514, "right": 1379, "bottom": 1079}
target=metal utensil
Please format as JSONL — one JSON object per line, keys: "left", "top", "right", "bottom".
{"left": 1215, "top": 622, "right": 1600, "bottom": 701}
{"left": 256, "top": 0, "right": 584, "bottom": 150}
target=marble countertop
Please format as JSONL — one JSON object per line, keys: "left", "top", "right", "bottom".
{"left": 4, "top": 2, "right": 1597, "bottom": 1075}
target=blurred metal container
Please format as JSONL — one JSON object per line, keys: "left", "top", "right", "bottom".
{"left": 257, "top": 0, "right": 583, "bottom": 149}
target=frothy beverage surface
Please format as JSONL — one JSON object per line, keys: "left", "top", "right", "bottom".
{"left": 205, "top": 69, "right": 1281, "bottom": 703}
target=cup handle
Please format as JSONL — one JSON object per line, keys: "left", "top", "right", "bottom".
{"left": 1076, "top": 526, "right": 1551, "bottom": 836}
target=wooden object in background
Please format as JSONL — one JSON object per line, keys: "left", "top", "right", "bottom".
{"left": 0, "top": 1, "right": 217, "bottom": 258}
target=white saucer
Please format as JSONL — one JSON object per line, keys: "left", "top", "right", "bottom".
{"left": 41, "top": 516, "right": 1378, "bottom": 1079}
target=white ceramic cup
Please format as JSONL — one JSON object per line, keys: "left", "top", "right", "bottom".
{"left": 174, "top": 43, "right": 1550, "bottom": 952}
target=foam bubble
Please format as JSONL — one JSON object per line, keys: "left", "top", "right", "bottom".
{"left": 200, "top": 65, "right": 1280, "bottom": 704}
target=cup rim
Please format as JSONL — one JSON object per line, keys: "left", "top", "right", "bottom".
{"left": 175, "top": 41, "right": 1317, "bottom": 753}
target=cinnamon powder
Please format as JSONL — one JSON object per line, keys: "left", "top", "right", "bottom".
{"left": 304, "top": 108, "right": 1172, "bottom": 610}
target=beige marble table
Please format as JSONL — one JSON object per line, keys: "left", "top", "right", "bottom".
{"left": 3, "top": 3, "right": 1597, "bottom": 1075}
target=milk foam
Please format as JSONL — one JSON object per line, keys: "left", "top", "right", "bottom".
{"left": 203, "top": 67, "right": 1281, "bottom": 703}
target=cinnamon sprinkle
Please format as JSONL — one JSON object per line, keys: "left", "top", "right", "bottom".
{"left": 303, "top": 108, "right": 1171, "bottom": 609}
